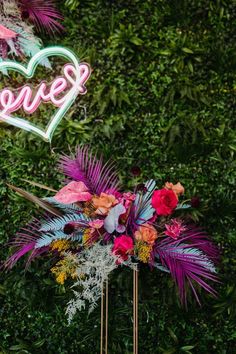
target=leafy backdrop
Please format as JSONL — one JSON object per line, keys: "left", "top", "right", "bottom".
{"left": 0, "top": 0, "right": 236, "bottom": 353}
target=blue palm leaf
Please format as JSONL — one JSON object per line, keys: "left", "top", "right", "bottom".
{"left": 35, "top": 230, "right": 83, "bottom": 248}
{"left": 43, "top": 197, "right": 81, "bottom": 213}
{"left": 40, "top": 213, "right": 91, "bottom": 232}
{"left": 134, "top": 180, "right": 156, "bottom": 225}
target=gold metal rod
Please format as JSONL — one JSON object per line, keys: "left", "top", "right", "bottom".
{"left": 100, "top": 283, "right": 104, "bottom": 354}
{"left": 133, "top": 268, "right": 135, "bottom": 354}
{"left": 133, "top": 267, "right": 136, "bottom": 354}
{"left": 135, "top": 268, "right": 138, "bottom": 354}
{"left": 105, "top": 280, "right": 109, "bottom": 354}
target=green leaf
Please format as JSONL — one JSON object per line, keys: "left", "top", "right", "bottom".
{"left": 187, "top": 61, "right": 194, "bottom": 73}
{"left": 182, "top": 47, "right": 194, "bottom": 54}
{"left": 180, "top": 345, "right": 195, "bottom": 351}
{"left": 158, "top": 50, "right": 172, "bottom": 55}
{"left": 130, "top": 37, "right": 143, "bottom": 45}
{"left": 167, "top": 327, "right": 178, "bottom": 344}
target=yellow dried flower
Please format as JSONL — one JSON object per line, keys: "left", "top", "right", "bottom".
{"left": 136, "top": 242, "right": 152, "bottom": 263}
{"left": 56, "top": 272, "right": 67, "bottom": 285}
{"left": 51, "top": 254, "right": 78, "bottom": 285}
{"left": 51, "top": 239, "right": 70, "bottom": 252}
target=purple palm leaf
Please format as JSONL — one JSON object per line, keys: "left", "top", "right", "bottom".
{"left": 155, "top": 227, "right": 219, "bottom": 305}
{"left": 179, "top": 226, "right": 220, "bottom": 262}
{"left": 19, "top": 0, "right": 64, "bottom": 35}
{"left": 4, "top": 218, "right": 48, "bottom": 269}
{"left": 60, "top": 146, "right": 121, "bottom": 195}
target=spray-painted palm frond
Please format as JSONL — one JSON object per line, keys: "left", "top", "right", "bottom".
{"left": 40, "top": 212, "right": 91, "bottom": 232}
{"left": 60, "top": 146, "right": 121, "bottom": 195}
{"left": 7, "top": 184, "right": 62, "bottom": 217}
{"left": 43, "top": 197, "right": 81, "bottom": 214}
{"left": 4, "top": 219, "right": 48, "bottom": 269}
{"left": 35, "top": 230, "right": 83, "bottom": 248}
{"left": 133, "top": 180, "right": 156, "bottom": 225}
{"left": 155, "top": 230, "right": 219, "bottom": 305}
{"left": 179, "top": 226, "right": 220, "bottom": 262}
{"left": 19, "top": 0, "right": 64, "bottom": 35}
{"left": 0, "top": 4, "right": 50, "bottom": 66}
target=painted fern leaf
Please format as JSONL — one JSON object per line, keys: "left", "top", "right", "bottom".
{"left": 59, "top": 145, "right": 120, "bottom": 195}
{"left": 19, "top": 0, "right": 64, "bottom": 35}
{"left": 4, "top": 219, "right": 48, "bottom": 269}
{"left": 35, "top": 230, "right": 82, "bottom": 248}
{"left": 43, "top": 197, "right": 81, "bottom": 214}
{"left": 133, "top": 180, "right": 156, "bottom": 225}
{"left": 40, "top": 213, "right": 91, "bottom": 232}
{"left": 156, "top": 235, "right": 219, "bottom": 305}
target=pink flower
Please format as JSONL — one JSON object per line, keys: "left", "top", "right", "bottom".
{"left": 88, "top": 219, "right": 104, "bottom": 229}
{"left": 112, "top": 235, "right": 134, "bottom": 263}
{"left": 152, "top": 189, "right": 178, "bottom": 216}
{"left": 164, "top": 219, "right": 186, "bottom": 240}
{"left": 123, "top": 192, "right": 136, "bottom": 201}
{"left": 54, "top": 181, "right": 92, "bottom": 204}
{"left": 118, "top": 192, "right": 135, "bottom": 208}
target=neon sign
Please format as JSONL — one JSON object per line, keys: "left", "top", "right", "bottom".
{"left": 0, "top": 47, "right": 91, "bottom": 142}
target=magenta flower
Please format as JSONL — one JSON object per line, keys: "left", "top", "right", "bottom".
{"left": 112, "top": 235, "right": 134, "bottom": 263}
{"left": 164, "top": 219, "right": 186, "bottom": 240}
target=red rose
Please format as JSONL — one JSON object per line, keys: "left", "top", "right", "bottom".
{"left": 151, "top": 188, "right": 178, "bottom": 216}
{"left": 112, "top": 235, "right": 134, "bottom": 262}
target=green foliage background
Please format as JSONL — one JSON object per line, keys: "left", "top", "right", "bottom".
{"left": 0, "top": 1, "right": 236, "bottom": 353}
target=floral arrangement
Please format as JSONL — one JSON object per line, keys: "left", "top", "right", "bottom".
{"left": 0, "top": 0, "right": 63, "bottom": 67}
{"left": 5, "top": 146, "right": 219, "bottom": 322}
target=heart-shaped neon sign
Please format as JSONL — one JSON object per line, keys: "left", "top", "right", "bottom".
{"left": 0, "top": 47, "right": 91, "bottom": 142}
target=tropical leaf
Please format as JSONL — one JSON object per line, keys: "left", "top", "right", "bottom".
{"left": 21, "top": 179, "right": 57, "bottom": 192}
{"left": 4, "top": 219, "right": 48, "bottom": 269}
{"left": 19, "top": 0, "right": 64, "bottom": 35}
{"left": 59, "top": 145, "right": 121, "bottom": 195}
{"left": 40, "top": 212, "right": 91, "bottom": 232}
{"left": 155, "top": 232, "right": 219, "bottom": 304}
{"left": 7, "top": 184, "right": 62, "bottom": 217}
{"left": 43, "top": 197, "right": 81, "bottom": 213}
{"left": 176, "top": 204, "right": 191, "bottom": 210}
{"left": 35, "top": 230, "right": 82, "bottom": 248}
{"left": 153, "top": 261, "right": 170, "bottom": 273}
{"left": 133, "top": 179, "right": 156, "bottom": 225}
{"left": 180, "top": 226, "right": 220, "bottom": 261}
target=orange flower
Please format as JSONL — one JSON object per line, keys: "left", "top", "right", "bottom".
{"left": 165, "top": 182, "right": 184, "bottom": 197}
{"left": 134, "top": 224, "right": 158, "bottom": 245}
{"left": 92, "top": 193, "right": 118, "bottom": 215}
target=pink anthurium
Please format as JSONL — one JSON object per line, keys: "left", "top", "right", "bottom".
{"left": 0, "top": 24, "right": 17, "bottom": 40}
{"left": 54, "top": 181, "right": 92, "bottom": 204}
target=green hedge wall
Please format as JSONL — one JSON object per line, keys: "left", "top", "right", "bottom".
{"left": 0, "top": 0, "right": 236, "bottom": 353}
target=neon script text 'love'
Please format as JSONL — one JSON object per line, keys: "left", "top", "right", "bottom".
{"left": 0, "top": 64, "right": 90, "bottom": 115}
